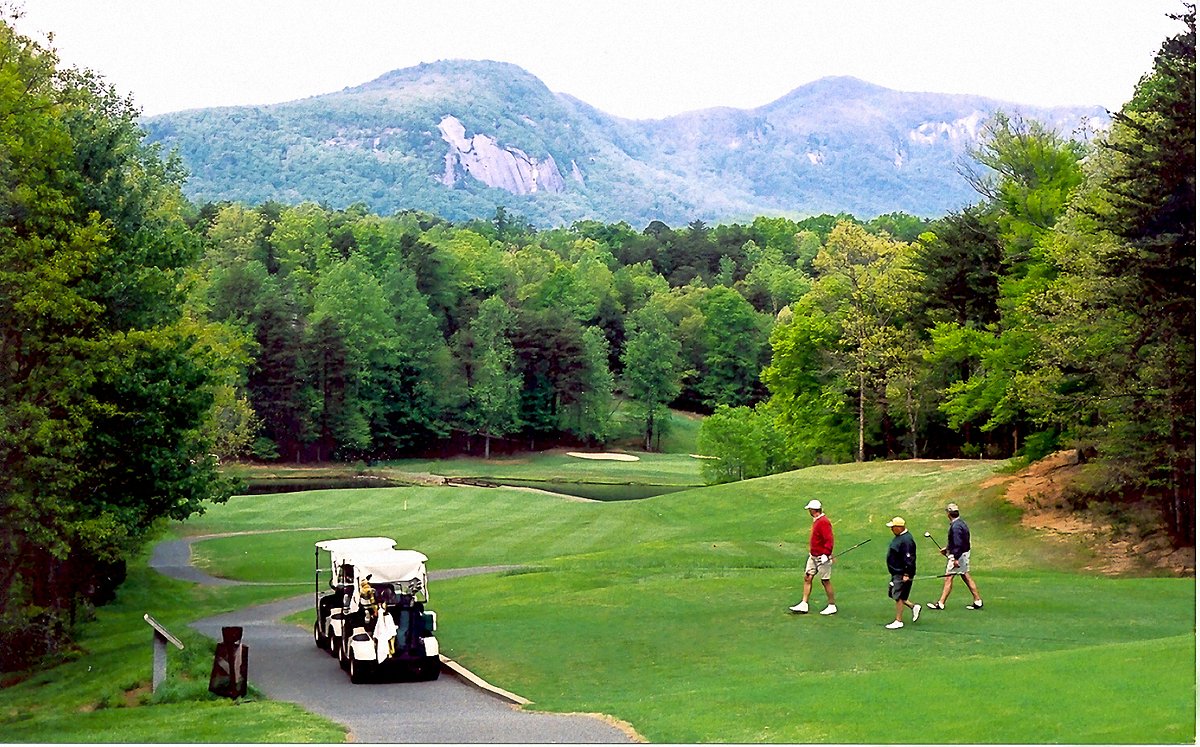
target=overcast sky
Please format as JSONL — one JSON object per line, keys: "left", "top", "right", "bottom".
{"left": 12, "top": 1, "right": 1186, "bottom": 119}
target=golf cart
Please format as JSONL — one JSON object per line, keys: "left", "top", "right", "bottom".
{"left": 313, "top": 538, "right": 440, "bottom": 683}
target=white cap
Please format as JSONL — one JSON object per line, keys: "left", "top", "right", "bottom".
{"left": 805, "top": 500, "right": 822, "bottom": 510}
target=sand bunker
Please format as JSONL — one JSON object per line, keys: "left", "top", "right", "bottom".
{"left": 566, "top": 452, "right": 640, "bottom": 462}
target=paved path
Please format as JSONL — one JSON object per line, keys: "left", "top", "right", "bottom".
{"left": 152, "top": 536, "right": 637, "bottom": 743}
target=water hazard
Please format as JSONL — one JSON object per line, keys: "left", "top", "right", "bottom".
{"left": 242, "top": 476, "right": 694, "bottom": 501}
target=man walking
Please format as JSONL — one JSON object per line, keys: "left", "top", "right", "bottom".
{"left": 926, "top": 502, "right": 983, "bottom": 610}
{"left": 789, "top": 499, "right": 836, "bottom": 615}
{"left": 884, "top": 517, "right": 920, "bottom": 629}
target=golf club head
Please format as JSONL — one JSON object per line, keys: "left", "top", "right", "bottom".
{"left": 923, "top": 532, "right": 931, "bottom": 537}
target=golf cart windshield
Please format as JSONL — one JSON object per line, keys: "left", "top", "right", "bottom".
{"left": 351, "top": 549, "right": 429, "bottom": 603}
{"left": 353, "top": 549, "right": 427, "bottom": 583}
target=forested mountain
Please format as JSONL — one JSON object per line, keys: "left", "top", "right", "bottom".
{"left": 142, "top": 61, "right": 1107, "bottom": 227}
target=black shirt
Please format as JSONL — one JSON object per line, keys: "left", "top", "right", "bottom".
{"left": 887, "top": 531, "right": 917, "bottom": 577}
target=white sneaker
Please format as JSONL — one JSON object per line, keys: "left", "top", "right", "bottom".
{"left": 789, "top": 601, "right": 809, "bottom": 614}
{"left": 885, "top": 620, "right": 904, "bottom": 629}
{"left": 967, "top": 600, "right": 983, "bottom": 610}
{"left": 911, "top": 604, "right": 921, "bottom": 622}
{"left": 819, "top": 604, "right": 837, "bottom": 616}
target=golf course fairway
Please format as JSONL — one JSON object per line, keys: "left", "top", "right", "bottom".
{"left": 2, "top": 457, "right": 1192, "bottom": 743}
{"left": 185, "top": 458, "right": 1195, "bottom": 743}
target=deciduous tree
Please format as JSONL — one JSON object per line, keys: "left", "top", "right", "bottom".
{"left": 621, "top": 301, "right": 683, "bottom": 451}
{"left": 0, "top": 20, "right": 230, "bottom": 664}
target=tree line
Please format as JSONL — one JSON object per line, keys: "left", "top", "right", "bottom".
{"left": 187, "top": 199, "right": 932, "bottom": 463}
{"left": 0, "top": 9, "right": 1192, "bottom": 668}
{"left": 707, "top": 10, "right": 1195, "bottom": 547}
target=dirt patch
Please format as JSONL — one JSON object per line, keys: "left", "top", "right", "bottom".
{"left": 378, "top": 469, "right": 447, "bottom": 486}
{"left": 983, "top": 451, "right": 1195, "bottom": 576}
{"left": 124, "top": 683, "right": 151, "bottom": 707}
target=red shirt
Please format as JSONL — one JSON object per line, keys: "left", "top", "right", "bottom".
{"left": 809, "top": 514, "right": 834, "bottom": 556}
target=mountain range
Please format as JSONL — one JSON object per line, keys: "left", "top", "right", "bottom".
{"left": 142, "top": 60, "right": 1109, "bottom": 228}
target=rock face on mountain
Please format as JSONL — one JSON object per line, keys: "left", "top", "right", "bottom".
{"left": 437, "top": 115, "right": 567, "bottom": 194}
{"left": 141, "top": 60, "right": 1108, "bottom": 228}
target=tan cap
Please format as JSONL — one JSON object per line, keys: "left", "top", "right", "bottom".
{"left": 886, "top": 516, "right": 906, "bottom": 527}
{"left": 946, "top": 503, "right": 960, "bottom": 512}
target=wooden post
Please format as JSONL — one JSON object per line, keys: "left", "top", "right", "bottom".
{"left": 144, "top": 614, "right": 184, "bottom": 693}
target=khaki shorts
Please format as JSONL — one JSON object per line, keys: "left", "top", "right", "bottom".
{"left": 945, "top": 550, "right": 971, "bottom": 575}
{"left": 805, "top": 554, "right": 832, "bottom": 580}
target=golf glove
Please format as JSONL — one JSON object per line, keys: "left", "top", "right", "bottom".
{"left": 818, "top": 554, "right": 829, "bottom": 564}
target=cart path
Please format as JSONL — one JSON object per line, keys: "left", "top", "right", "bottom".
{"left": 151, "top": 535, "right": 639, "bottom": 743}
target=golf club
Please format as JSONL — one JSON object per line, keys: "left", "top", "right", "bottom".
{"left": 830, "top": 537, "right": 871, "bottom": 559}
{"left": 922, "top": 531, "right": 944, "bottom": 552}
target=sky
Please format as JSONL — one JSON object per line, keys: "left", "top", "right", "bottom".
{"left": 11, "top": 1, "right": 1187, "bottom": 120}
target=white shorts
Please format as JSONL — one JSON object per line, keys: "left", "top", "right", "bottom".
{"left": 946, "top": 550, "right": 971, "bottom": 575}
{"left": 805, "top": 555, "right": 832, "bottom": 580}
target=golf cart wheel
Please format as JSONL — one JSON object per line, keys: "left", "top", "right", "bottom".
{"left": 348, "top": 655, "right": 373, "bottom": 684}
{"left": 327, "top": 633, "right": 340, "bottom": 657}
{"left": 420, "top": 656, "right": 441, "bottom": 681}
{"left": 338, "top": 638, "right": 351, "bottom": 671}
{"left": 313, "top": 620, "right": 327, "bottom": 650}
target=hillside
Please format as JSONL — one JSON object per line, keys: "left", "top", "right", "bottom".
{"left": 142, "top": 60, "right": 1108, "bottom": 227}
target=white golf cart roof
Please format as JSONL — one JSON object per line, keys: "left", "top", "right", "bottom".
{"left": 315, "top": 537, "right": 397, "bottom": 555}
{"left": 352, "top": 549, "right": 428, "bottom": 584}
{"left": 316, "top": 537, "right": 396, "bottom": 568}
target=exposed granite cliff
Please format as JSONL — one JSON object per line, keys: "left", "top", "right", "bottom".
{"left": 438, "top": 115, "right": 567, "bottom": 195}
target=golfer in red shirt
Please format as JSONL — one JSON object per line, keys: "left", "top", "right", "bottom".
{"left": 789, "top": 499, "right": 837, "bottom": 615}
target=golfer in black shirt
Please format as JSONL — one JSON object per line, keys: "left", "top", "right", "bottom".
{"left": 885, "top": 517, "right": 920, "bottom": 629}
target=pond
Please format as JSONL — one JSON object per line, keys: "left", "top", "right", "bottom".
{"left": 477, "top": 478, "right": 696, "bottom": 501}
{"left": 241, "top": 477, "right": 405, "bottom": 494}
{"left": 240, "top": 476, "right": 695, "bottom": 501}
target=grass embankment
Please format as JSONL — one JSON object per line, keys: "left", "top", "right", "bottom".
{"left": 3, "top": 457, "right": 1194, "bottom": 743}
{"left": 0, "top": 563, "right": 344, "bottom": 742}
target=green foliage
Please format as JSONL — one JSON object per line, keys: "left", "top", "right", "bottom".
{"left": 696, "top": 403, "right": 790, "bottom": 483}
{"left": 0, "top": 19, "right": 231, "bottom": 656}
{"left": 792, "top": 221, "right": 924, "bottom": 461}
{"left": 1010, "top": 9, "right": 1196, "bottom": 540}
{"left": 620, "top": 301, "right": 684, "bottom": 451}
{"left": 761, "top": 300, "right": 856, "bottom": 466}
{"left": 756, "top": 15, "right": 1195, "bottom": 539}
{"left": 914, "top": 205, "right": 1002, "bottom": 327}
{"left": 463, "top": 296, "right": 522, "bottom": 457}
{"left": 563, "top": 326, "right": 616, "bottom": 443}
{"left": 188, "top": 198, "right": 900, "bottom": 462}
{"left": 696, "top": 286, "right": 771, "bottom": 408}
